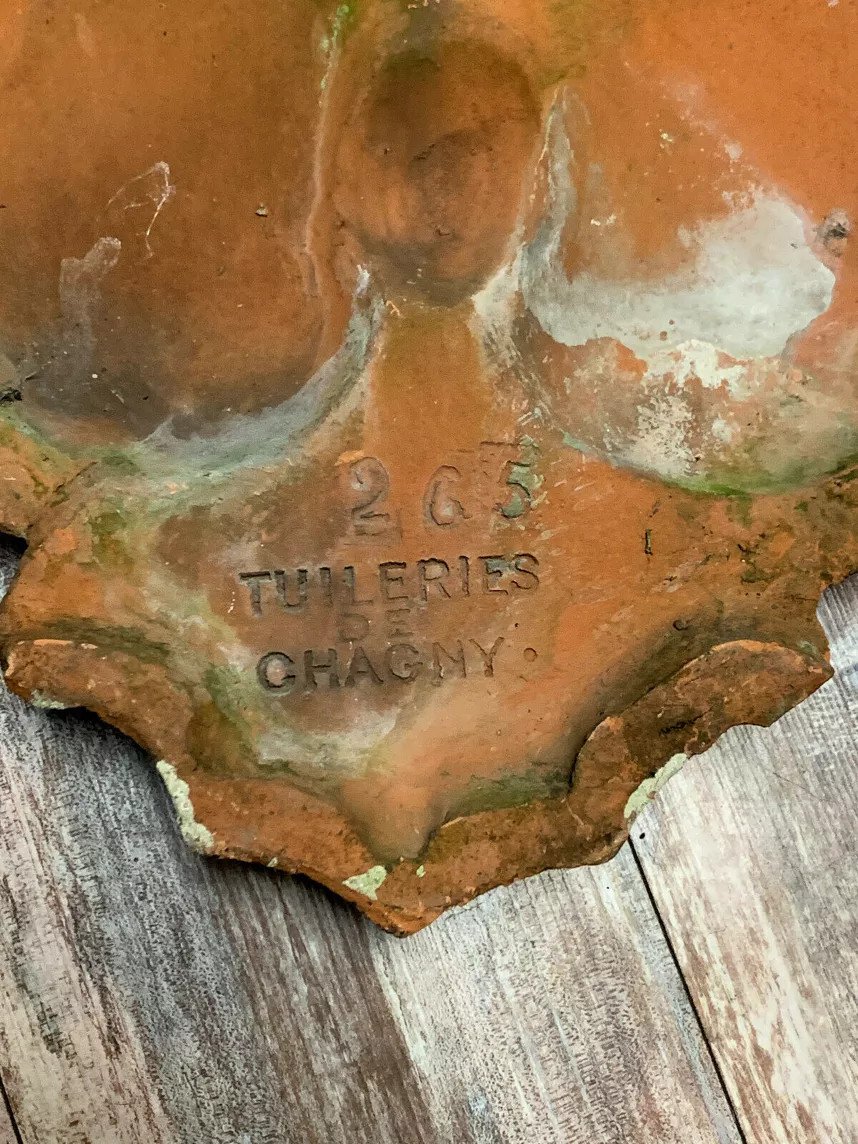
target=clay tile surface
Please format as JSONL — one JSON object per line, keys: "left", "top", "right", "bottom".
{"left": 0, "top": 0, "right": 855, "bottom": 931}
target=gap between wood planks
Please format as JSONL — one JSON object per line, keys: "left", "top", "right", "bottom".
{"left": 628, "top": 840, "right": 749, "bottom": 1144}
{"left": 630, "top": 575, "right": 858, "bottom": 1143}
{"left": 0, "top": 1074, "right": 22, "bottom": 1144}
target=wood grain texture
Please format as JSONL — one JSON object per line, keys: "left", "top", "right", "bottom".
{"left": 0, "top": 541, "right": 739, "bottom": 1144}
{"left": 633, "top": 574, "right": 858, "bottom": 1144}
{"left": 0, "top": 701, "right": 432, "bottom": 1143}
{"left": 369, "top": 857, "right": 741, "bottom": 1144}
{"left": 0, "top": 1089, "right": 19, "bottom": 1144}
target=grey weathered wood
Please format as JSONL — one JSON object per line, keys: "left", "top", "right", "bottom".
{"left": 0, "top": 1089, "right": 18, "bottom": 1144}
{"left": 369, "top": 856, "right": 741, "bottom": 1144}
{"left": 0, "top": 540, "right": 739, "bottom": 1143}
{"left": 633, "top": 574, "right": 858, "bottom": 1143}
{"left": 0, "top": 697, "right": 435, "bottom": 1143}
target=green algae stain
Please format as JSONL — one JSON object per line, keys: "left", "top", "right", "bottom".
{"left": 203, "top": 663, "right": 258, "bottom": 725}
{"left": 450, "top": 767, "right": 567, "bottom": 820}
{"left": 321, "top": 2, "right": 358, "bottom": 70}
{"left": 46, "top": 618, "right": 172, "bottom": 667}
{"left": 93, "top": 447, "right": 142, "bottom": 478}
{"left": 501, "top": 436, "right": 542, "bottom": 520}
{"left": 725, "top": 493, "right": 753, "bottom": 528}
{"left": 562, "top": 426, "right": 858, "bottom": 500}
{"left": 89, "top": 508, "right": 133, "bottom": 571}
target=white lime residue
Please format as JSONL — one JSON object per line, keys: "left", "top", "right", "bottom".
{"left": 471, "top": 102, "right": 844, "bottom": 486}
{"left": 624, "top": 753, "right": 689, "bottom": 820}
{"left": 521, "top": 109, "right": 835, "bottom": 361}
{"left": 471, "top": 246, "right": 523, "bottom": 368}
{"left": 644, "top": 338, "right": 749, "bottom": 396}
{"left": 0, "top": 351, "right": 18, "bottom": 388}
{"left": 343, "top": 865, "right": 388, "bottom": 901}
{"left": 106, "top": 161, "right": 174, "bottom": 259}
{"left": 155, "top": 760, "right": 215, "bottom": 854}
{"left": 258, "top": 708, "right": 397, "bottom": 778}
{"left": 711, "top": 415, "right": 734, "bottom": 444}
{"left": 137, "top": 276, "right": 382, "bottom": 489}
{"left": 623, "top": 391, "right": 695, "bottom": 482}
{"left": 59, "top": 237, "right": 122, "bottom": 368}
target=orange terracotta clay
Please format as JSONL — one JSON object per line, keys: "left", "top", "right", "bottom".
{"left": 0, "top": 0, "right": 855, "bottom": 931}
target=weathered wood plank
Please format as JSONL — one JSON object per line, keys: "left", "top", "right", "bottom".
{"left": 0, "top": 697, "right": 739, "bottom": 1144}
{"left": 0, "top": 694, "right": 434, "bottom": 1143}
{"left": 368, "top": 856, "right": 742, "bottom": 1144}
{"left": 633, "top": 574, "right": 858, "bottom": 1143}
{"left": 0, "top": 541, "right": 739, "bottom": 1143}
{"left": 0, "top": 1088, "right": 19, "bottom": 1144}
{"left": 0, "top": 686, "right": 173, "bottom": 1141}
